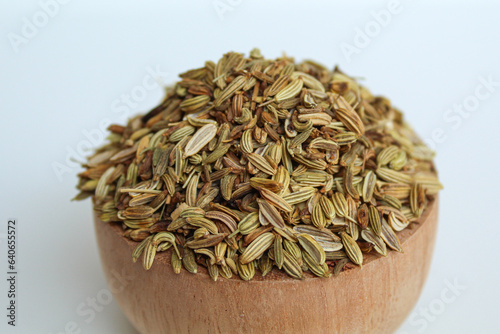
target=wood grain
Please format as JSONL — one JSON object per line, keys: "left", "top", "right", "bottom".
{"left": 94, "top": 198, "right": 439, "bottom": 334}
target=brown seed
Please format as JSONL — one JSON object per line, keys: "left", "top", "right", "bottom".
{"left": 410, "top": 183, "right": 426, "bottom": 217}
{"left": 332, "top": 192, "right": 349, "bottom": 218}
{"left": 120, "top": 206, "right": 155, "bottom": 220}
{"left": 368, "top": 205, "right": 382, "bottom": 236}
{"left": 185, "top": 233, "right": 226, "bottom": 249}
{"left": 237, "top": 212, "right": 260, "bottom": 235}
{"left": 387, "top": 211, "right": 409, "bottom": 232}
{"left": 186, "top": 217, "right": 218, "bottom": 234}
{"left": 344, "top": 165, "right": 359, "bottom": 199}
{"left": 182, "top": 247, "right": 198, "bottom": 273}
{"left": 239, "top": 232, "right": 275, "bottom": 264}
{"left": 195, "top": 249, "right": 217, "bottom": 265}
{"left": 183, "top": 124, "right": 218, "bottom": 158}
{"left": 377, "top": 146, "right": 399, "bottom": 166}
{"left": 132, "top": 236, "right": 152, "bottom": 263}
{"left": 303, "top": 251, "right": 330, "bottom": 278}
{"left": 259, "top": 188, "right": 293, "bottom": 213}
{"left": 258, "top": 199, "right": 286, "bottom": 230}
{"left": 180, "top": 95, "right": 211, "bottom": 113}
{"left": 214, "top": 75, "right": 247, "bottom": 107}
{"left": 361, "top": 229, "right": 387, "bottom": 257}
{"left": 171, "top": 251, "right": 182, "bottom": 274}
{"left": 249, "top": 177, "right": 283, "bottom": 193}
{"left": 266, "top": 75, "right": 290, "bottom": 96}
{"left": 311, "top": 203, "right": 327, "bottom": 229}
{"left": 129, "top": 229, "right": 150, "bottom": 241}
{"left": 380, "top": 218, "right": 403, "bottom": 253}
{"left": 142, "top": 239, "right": 157, "bottom": 270}
{"left": 205, "top": 211, "right": 238, "bottom": 233}
{"left": 185, "top": 173, "right": 200, "bottom": 207}
{"left": 275, "top": 78, "right": 303, "bottom": 102}
{"left": 258, "top": 255, "right": 273, "bottom": 276}
{"left": 207, "top": 261, "right": 219, "bottom": 281}
{"left": 340, "top": 232, "right": 363, "bottom": 266}
{"left": 219, "top": 263, "right": 233, "bottom": 279}
{"left": 333, "top": 95, "right": 365, "bottom": 135}
{"left": 297, "top": 113, "right": 332, "bottom": 126}
{"left": 247, "top": 153, "right": 277, "bottom": 175}
{"left": 283, "top": 187, "right": 316, "bottom": 205}
{"left": 282, "top": 250, "right": 304, "bottom": 279}
{"left": 204, "top": 143, "right": 231, "bottom": 164}
{"left": 362, "top": 171, "right": 377, "bottom": 203}
{"left": 236, "top": 257, "right": 256, "bottom": 281}
{"left": 220, "top": 174, "right": 237, "bottom": 201}
{"left": 297, "top": 233, "right": 326, "bottom": 265}
{"left": 272, "top": 235, "right": 285, "bottom": 269}
{"left": 291, "top": 71, "right": 325, "bottom": 92}
{"left": 333, "top": 258, "right": 349, "bottom": 276}
{"left": 357, "top": 203, "right": 369, "bottom": 229}
{"left": 376, "top": 167, "right": 413, "bottom": 184}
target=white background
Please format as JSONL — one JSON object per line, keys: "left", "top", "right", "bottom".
{"left": 1, "top": 1, "right": 499, "bottom": 333}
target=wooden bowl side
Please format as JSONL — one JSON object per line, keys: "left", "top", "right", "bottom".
{"left": 94, "top": 198, "right": 438, "bottom": 334}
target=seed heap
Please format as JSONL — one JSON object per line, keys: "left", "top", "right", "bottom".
{"left": 75, "top": 49, "right": 442, "bottom": 281}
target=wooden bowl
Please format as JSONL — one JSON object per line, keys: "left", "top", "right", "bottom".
{"left": 94, "top": 198, "right": 438, "bottom": 334}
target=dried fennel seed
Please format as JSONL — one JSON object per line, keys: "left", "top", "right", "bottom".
{"left": 76, "top": 49, "right": 442, "bottom": 281}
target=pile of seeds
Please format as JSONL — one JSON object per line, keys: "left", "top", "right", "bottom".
{"left": 75, "top": 49, "right": 442, "bottom": 281}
